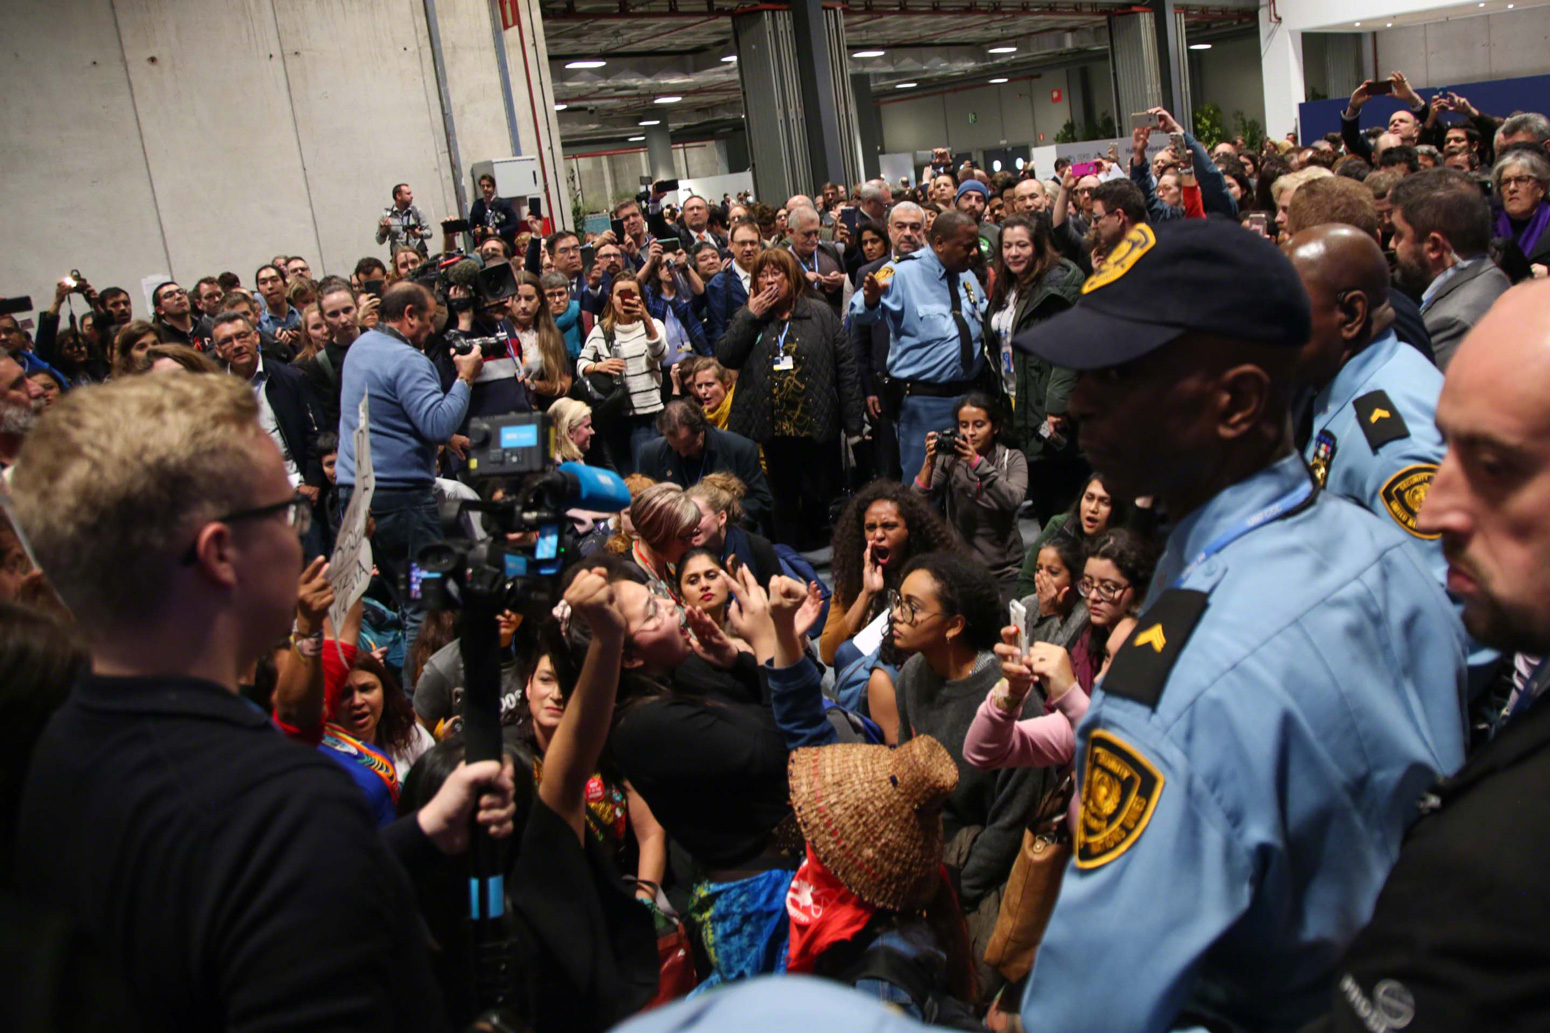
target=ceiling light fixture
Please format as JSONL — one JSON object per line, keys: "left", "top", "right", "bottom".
{"left": 1188, "top": 42, "right": 1212, "bottom": 49}
{"left": 988, "top": 45, "right": 1017, "bottom": 54}
{"left": 565, "top": 60, "right": 606, "bottom": 69}
{"left": 989, "top": 77, "right": 1009, "bottom": 83}
{"left": 895, "top": 81, "right": 918, "bottom": 88}
{"left": 640, "top": 119, "right": 661, "bottom": 125}
{"left": 1354, "top": 21, "right": 1361, "bottom": 26}
{"left": 721, "top": 55, "right": 737, "bottom": 62}
{"left": 655, "top": 95, "right": 683, "bottom": 104}
{"left": 629, "top": 135, "right": 646, "bottom": 142}
{"left": 852, "top": 50, "right": 885, "bottom": 58}
{"left": 554, "top": 103, "right": 568, "bottom": 111}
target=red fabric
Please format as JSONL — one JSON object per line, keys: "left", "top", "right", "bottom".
{"left": 785, "top": 844, "right": 878, "bottom": 974}
{"left": 271, "top": 713, "right": 323, "bottom": 747}
{"left": 320, "top": 639, "right": 357, "bottom": 721}
{"left": 1182, "top": 182, "right": 1206, "bottom": 219}
{"left": 1070, "top": 626, "right": 1098, "bottom": 692}
{"left": 271, "top": 639, "right": 356, "bottom": 745}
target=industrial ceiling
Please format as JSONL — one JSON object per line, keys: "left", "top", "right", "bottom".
{"left": 544, "top": 0, "right": 1261, "bottom": 142}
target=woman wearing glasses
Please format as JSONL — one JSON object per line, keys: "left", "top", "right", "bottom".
{"left": 620, "top": 482, "right": 701, "bottom": 603}
{"left": 888, "top": 551, "right": 1052, "bottom": 988}
{"left": 1069, "top": 528, "right": 1155, "bottom": 692}
{"left": 1492, "top": 147, "right": 1550, "bottom": 280}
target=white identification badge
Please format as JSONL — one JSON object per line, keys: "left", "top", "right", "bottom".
{"left": 773, "top": 352, "right": 795, "bottom": 372}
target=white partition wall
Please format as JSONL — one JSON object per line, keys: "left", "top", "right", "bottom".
{"left": 0, "top": 0, "right": 569, "bottom": 312}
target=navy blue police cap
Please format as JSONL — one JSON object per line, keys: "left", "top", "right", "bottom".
{"left": 1013, "top": 217, "right": 1312, "bottom": 370}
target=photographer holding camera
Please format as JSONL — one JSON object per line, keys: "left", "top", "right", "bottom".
{"left": 337, "top": 280, "right": 483, "bottom": 652}
{"left": 914, "top": 391, "right": 1028, "bottom": 601}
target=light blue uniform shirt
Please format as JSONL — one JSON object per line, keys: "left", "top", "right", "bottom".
{"left": 849, "top": 247, "right": 986, "bottom": 383}
{"left": 1302, "top": 330, "right": 1497, "bottom": 682}
{"left": 1022, "top": 453, "right": 1467, "bottom": 1033}
{"left": 1303, "top": 330, "right": 1444, "bottom": 532}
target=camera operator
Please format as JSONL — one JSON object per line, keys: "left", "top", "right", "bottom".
{"left": 443, "top": 275, "right": 534, "bottom": 420}
{"left": 337, "top": 281, "right": 482, "bottom": 654}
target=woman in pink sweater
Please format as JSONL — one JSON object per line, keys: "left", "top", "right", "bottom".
{"left": 964, "top": 617, "right": 1137, "bottom": 828}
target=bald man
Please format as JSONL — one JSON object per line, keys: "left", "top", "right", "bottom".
{"left": 1289, "top": 225, "right": 1448, "bottom": 547}
{"left": 1290, "top": 225, "right": 1496, "bottom": 687}
{"left": 1012, "top": 177, "right": 1049, "bottom": 216}
{"left": 1316, "top": 280, "right": 1550, "bottom": 1032}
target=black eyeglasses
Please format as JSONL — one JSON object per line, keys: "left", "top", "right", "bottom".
{"left": 181, "top": 492, "right": 311, "bottom": 564}
{"left": 887, "top": 589, "right": 948, "bottom": 625}
{"left": 1077, "top": 577, "right": 1131, "bottom": 603}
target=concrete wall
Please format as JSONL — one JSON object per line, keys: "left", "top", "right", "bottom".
{"left": 1192, "top": 34, "right": 1266, "bottom": 130}
{"left": 876, "top": 69, "right": 1074, "bottom": 156}
{"left": 563, "top": 141, "right": 729, "bottom": 215}
{"left": 1, "top": 0, "right": 566, "bottom": 317}
{"left": 1375, "top": 6, "right": 1550, "bottom": 86}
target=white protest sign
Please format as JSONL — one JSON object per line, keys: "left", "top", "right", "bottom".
{"left": 327, "top": 390, "right": 375, "bottom": 631}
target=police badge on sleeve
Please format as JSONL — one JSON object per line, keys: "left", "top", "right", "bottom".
{"left": 1380, "top": 464, "right": 1440, "bottom": 539}
{"left": 1076, "top": 730, "right": 1164, "bottom": 869}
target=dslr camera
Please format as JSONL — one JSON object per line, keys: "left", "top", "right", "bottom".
{"left": 447, "top": 331, "right": 508, "bottom": 360}
{"left": 935, "top": 426, "right": 960, "bottom": 451}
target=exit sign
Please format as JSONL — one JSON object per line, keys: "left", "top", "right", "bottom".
{"left": 968, "top": 111, "right": 978, "bottom": 124}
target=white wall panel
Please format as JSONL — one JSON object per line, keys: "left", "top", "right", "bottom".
{"left": 1028, "top": 70, "right": 1072, "bottom": 145}
{"left": 2, "top": 0, "right": 571, "bottom": 317}
{"left": 1194, "top": 35, "right": 1265, "bottom": 128}
{"left": 271, "top": 0, "right": 453, "bottom": 277}
{"left": 1419, "top": 18, "right": 1493, "bottom": 86}
{"left": 1487, "top": 6, "right": 1550, "bottom": 78}
{"left": 0, "top": 0, "right": 169, "bottom": 315}
{"left": 1373, "top": 7, "right": 1550, "bottom": 87}
{"left": 878, "top": 94, "right": 949, "bottom": 154}
{"left": 114, "top": 0, "right": 320, "bottom": 282}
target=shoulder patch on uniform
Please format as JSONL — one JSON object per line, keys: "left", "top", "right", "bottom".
{"left": 1354, "top": 390, "right": 1410, "bottom": 453}
{"left": 1381, "top": 464, "right": 1441, "bottom": 539}
{"left": 1080, "top": 224, "right": 1157, "bottom": 294}
{"left": 1099, "top": 589, "right": 1210, "bottom": 709}
{"left": 1076, "top": 730, "right": 1164, "bottom": 869}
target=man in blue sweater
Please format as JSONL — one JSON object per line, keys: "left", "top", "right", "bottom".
{"left": 338, "top": 281, "right": 482, "bottom": 649}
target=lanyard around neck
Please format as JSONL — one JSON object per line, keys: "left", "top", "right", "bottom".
{"left": 1172, "top": 475, "right": 1317, "bottom": 588}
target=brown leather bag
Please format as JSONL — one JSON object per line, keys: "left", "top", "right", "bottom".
{"left": 982, "top": 769, "right": 1074, "bottom": 983}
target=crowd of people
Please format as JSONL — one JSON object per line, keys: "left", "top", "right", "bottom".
{"left": 3, "top": 69, "right": 1550, "bottom": 1033}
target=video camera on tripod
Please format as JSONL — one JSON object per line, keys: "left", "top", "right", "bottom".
{"left": 407, "top": 411, "right": 631, "bottom": 1013}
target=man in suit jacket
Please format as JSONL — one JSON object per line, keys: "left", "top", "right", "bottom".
{"left": 705, "top": 219, "right": 762, "bottom": 347}
{"left": 1391, "top": 168, "right": 1512, "bottom": 369}
{"left": 210, "top": 312, "right": 325, "bottom": 554}
{"left": 637, "top": 400, "right": 773, "bottom": 536}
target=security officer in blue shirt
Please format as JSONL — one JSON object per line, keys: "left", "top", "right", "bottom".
{"left": 1287, "top": 225, "right": 1498, "bottom": 692}
{"left": 851, "top": 211, "right": 987, "bottom": 478}
{"left": 1009, "top": 219, "right": 1468, "bottom": 1033}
